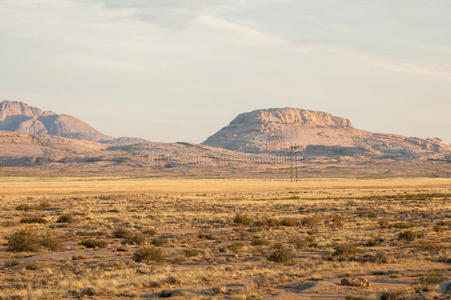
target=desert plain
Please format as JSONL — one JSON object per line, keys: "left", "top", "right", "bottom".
{"left": 0, "top": 177, "right": 449, "bottom": 300}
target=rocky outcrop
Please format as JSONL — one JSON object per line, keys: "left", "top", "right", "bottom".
{"left": 203, "top": 108, "right": 450, "bottom": 160}
{"left": 0, "top": 100, "right": 112, "bottom": 142}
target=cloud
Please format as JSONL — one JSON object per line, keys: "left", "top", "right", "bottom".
{"left": 72, "top": 0, "right": 226, "bottom": 28}
{"left": 194, "top": 14, "right": 451, "bottom": 82}
{"left": 195, "top": 14, "right": 285, "bottom": 46}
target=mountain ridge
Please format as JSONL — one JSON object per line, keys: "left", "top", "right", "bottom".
{"left": 0, "top": 100, "right": 112, "bottom": 142}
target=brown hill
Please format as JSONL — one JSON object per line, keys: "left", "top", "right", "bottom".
{"left": 0, "top": 100, "right": 112, "bottom": 142}
{"left": 202, "top": 108, "right": 450, "bottom": 160}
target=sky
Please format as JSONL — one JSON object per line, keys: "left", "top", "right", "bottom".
{"left": 1, "top": 0, "right": 450, "bottom": 143}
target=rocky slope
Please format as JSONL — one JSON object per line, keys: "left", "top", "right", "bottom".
{"left": 0, "top": 100, "right": 112, "bottom": 142}
{"left": 203, "top": 108, "right": 450, "bottom": 160}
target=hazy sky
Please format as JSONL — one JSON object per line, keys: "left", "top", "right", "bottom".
{"left": 1, "top": 0, "right": 450, "bottom": 143}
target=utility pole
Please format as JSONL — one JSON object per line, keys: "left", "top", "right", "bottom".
{"left": 295, "top": 144, "right": 298, "bottom": 183}
{"left": 289, "top": 144, "right": 299, "bottom": 183}
{"left": 290, "top": 144, "right": 293, "bottom": 182}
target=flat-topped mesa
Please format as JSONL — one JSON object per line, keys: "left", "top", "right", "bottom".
{"left": 231, "top": 108, "right": 353, "bottom": 128}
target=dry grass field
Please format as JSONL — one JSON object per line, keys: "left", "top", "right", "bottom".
{"left": 0, "top": 177, "right": 450, "bottom": 299}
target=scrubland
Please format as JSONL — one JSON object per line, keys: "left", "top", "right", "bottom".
{"left": 0, "top": 177, "right": 450, "bottom": 299}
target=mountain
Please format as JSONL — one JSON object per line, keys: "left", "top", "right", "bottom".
{"left": 0, "top": 100, "right": 112, "bottom": 142}
{"left": 202, "top": 108, "right": 450, "bottom": 160}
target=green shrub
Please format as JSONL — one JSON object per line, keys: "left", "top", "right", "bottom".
{"left": 268, "top": 248, "right": 294, "bottom": 263}
{"left": 80, "top": 239, "right": 108, "bottom": 249}
{"left": 133, "top": 247, "right": 164, "bottom": 262}
{"left": 234, "top": 214, "right": 253, "bottom": 225}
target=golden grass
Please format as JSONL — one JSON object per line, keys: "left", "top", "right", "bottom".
{"left": 0, "top": 177, "right": 449, "bottom": 299}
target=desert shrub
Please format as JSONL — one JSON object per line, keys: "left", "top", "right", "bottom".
{"left": 133, "top": 247, "right": 164, "bottom": 262}
{"left": 330, "top": 216, "right": 345, "bottom": 228}
{"left": 393, "top": 222, "right": 413, "bottom": 229}
{"left": 380, "top": 290, "right": 410, "bottom": 300}
{"left": 143, "top": 228, "right": 157, "bottom": 236}
{"left": 301, "top": 215, "right": 321, "bottom": 227}
{"left": 113, "top": 227, "right": 132, "bottom": 238}
{"left": 365, "top": 236, "right": 385, "bottom": 247}
{"left": 256, "top": 217, "right": 279, "bottom": 227}
{"left": 39, "top": 232, "right": 62, "bottom": 251}
{"left": 305, "top": 236, "right": 318, "bottom": 248}
{"left": 366, "top": 212, "right": 378, "bottom": 218}
{"left": 234, "top": 214, "right": 253, "bottom": 225}
{"left": 359, "top": 251, "right": 391, "bottom": 264}
{"left": 268, "top": 248, "right": 294, "bottom": 263}
{"left": 252, "top": 238, "right": 270, "bottom": 246}
{"left": 16, "top": 201, "right": 51, "bottom": 211}
{"left": 289, "top": 238, "right": 308, "bottom": 249}
{"left": 198, "top": 231, "right": 215, "bottom": 240}
{"left": 228, "top": 242, "right": 244, "bottom": 252}
{"left": 7, "top": 228, "right": 40, "bottom": 252}
{"left": 433, "top": 225, "right": 444, "bottom": 233}
{"left": 16, "top": 204, "right": 33, "bottom": 211}
{"left": 26, "top": 262, "right": 40, "bottom": 270}
{"left": 20, "top": 217, "right": 47, "bottom": 224}
{"left": 416, "top": 269, "right": 446, "bottom": 284}
{"left": 56, "top": 215, "right": 75, "bottom": 224}
{"left": 4, "top": 260, "right": 20, "bottom": 267}
{"left": 151, "top": 237, "right": 168, "bottom": 246}
{"left": 123, "top": 233, "right": 147, "bottom": 245}
{"left": 184, "top": 248, "right": 200, "bottom": 257}
{"left": 378, "top": 219, "right": 390, "bottom": 229}
{"left": 332, "top": 244, "right": 364, "bottom": 260}
{"left": 398, "top": 230, "right": 417, "bottom": 241}
{"left": 415, "top": 240, "right": 443, "bottom": 252}
{"left": 280, "top": 218, "right": 298, "bottom": 227}
{"left": 80, "top": 239, "right": 108, "bottom": 249}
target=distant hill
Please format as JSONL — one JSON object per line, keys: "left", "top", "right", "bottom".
{"left": 203, "top": 108, "right": 450, "bottom": 160}
{"left": 0, "top": 100, "right": 112, "bottom": 142}
{"left": 0, "top": 101, "right": 450, "bottom": 177}
{"left": 0, "top": 100, "right": 149, "bottom": 145}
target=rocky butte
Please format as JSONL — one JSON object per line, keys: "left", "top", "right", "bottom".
{"left": 202, "top": 108, "right": 450, "bottom": 160}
